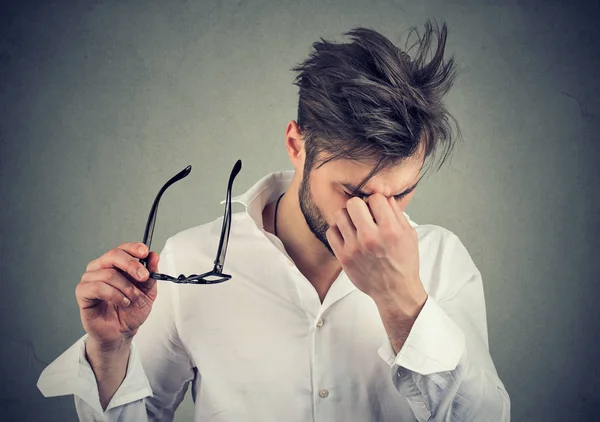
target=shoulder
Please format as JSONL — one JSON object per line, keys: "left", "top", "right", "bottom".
{"left": 407, "top": 214, "right": 482, "bottom": 301}
{"left": 405, "top": 212, "right": 462, "bottom": 250}
{"left": 159, "top": 211, "right": 250, "bottom": 264}
{"left": 407, "top": 213, "right": 478, "bottom": 274}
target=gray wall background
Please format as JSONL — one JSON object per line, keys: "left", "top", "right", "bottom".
{"left": 1, "top": 0, "right": 599, "bottom": 421}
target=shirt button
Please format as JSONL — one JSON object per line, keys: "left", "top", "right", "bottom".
{"left": 316, "top": 318, "right": 324, "bottom": 328}
{"left": 319, "top": 389, "right": 329, "bottom": 398}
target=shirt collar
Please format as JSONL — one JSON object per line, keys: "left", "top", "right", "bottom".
{"left": 220, "top": 170, "right": 294, "bottom": 230}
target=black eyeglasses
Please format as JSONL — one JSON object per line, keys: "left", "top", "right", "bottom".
{"left": 139, "top": 159, "right": 242, "bottom": 284}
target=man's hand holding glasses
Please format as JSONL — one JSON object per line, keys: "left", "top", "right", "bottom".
{"left": 73, "top": 160, "right": 241, "bottom": 408}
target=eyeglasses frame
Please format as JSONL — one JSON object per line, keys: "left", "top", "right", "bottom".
{"left": 139, "top": 159, "right": 242, "bottom": 284}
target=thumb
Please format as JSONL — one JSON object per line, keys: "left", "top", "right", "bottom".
{"left": 147, "top": 251, "right": 160, "bottom": 274}
{"left": 140, "top": 251, "right": 160, "bottom": 295}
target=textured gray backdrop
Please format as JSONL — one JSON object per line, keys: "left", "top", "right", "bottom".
{"left": 1, "top": 0, "right": 599, "bottom": 421}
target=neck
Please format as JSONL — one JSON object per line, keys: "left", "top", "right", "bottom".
{"left": 265, "top": 187, "right": 341, "bottom": 282}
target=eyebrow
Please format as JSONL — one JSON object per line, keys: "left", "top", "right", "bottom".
{"left": 342, "top": 175, "right": 423, "bottom": 199}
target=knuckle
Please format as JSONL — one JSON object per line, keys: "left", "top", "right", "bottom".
{"left": 85, "top": 260, "right": 95, "bottom": 273}
{"left": 117, "top": 241, "right": 132, "bottom": 250}
{"left": 128, "top": 286, "right": 140, "bottom": 300}
{"left": 338, "top": 254, "right": 351, "bottom": 266}
{"left": 361, "top": 234, "right": 378, "bottom": 249}
{"left": 105, "top": 268, "right": 120, "bottom": 283}
{"left": 344, "top": 245, "right": 359, "bottom": 261}
{"left": 89, "top": 282, "right": 101, "bottom": 297}
{"left": 79, "top": 270, "right": 94, "bottom": 285}
{"left": 108, "top": 287, "right": 120, "bottom": 302}
{"left": 359, "top": 231, "right": 380, "bottom": 249}
{"left": 363, "top": 241, "right": 383, "bottom": 255}
{"left": 381, "top": 226, "right": 398, "bottom": 241}
{"left": 107, "top": 248, "right": 121, "bottom": 259}
{"left": 362, "top": 241, "right": 377, "bottom": 254}
{"left": 128, "top": 259, "right": 141, "bottom": 275}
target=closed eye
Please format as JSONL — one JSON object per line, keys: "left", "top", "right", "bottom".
{"left": 341, "top": 178, "right": 420, "bottom": 202}
{"left": 342, "top": 190, "right": 367, "bottom": 200}
{"left": 393, "top": 191, "right": 411, "bottom": 200}
{"left": 343, "top": 190, "right": 409, "bottom": 200}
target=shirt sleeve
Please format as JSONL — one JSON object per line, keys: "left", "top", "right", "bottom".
{"left": 37, "top": 237, "right": 195, "bottom": 421}
{"left": 377, "top": 233, "right": 511, "bottom": 421}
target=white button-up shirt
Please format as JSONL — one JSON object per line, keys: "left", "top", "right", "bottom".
{"left": 37, "top": 170, "right": 511, "bottom": 421}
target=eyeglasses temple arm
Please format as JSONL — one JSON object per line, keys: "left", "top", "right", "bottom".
{"left": 213, "top": 159, "right": 242, "bottom": 273}
{"left": 141, "top": 165, "right": 192, "bottom": 267}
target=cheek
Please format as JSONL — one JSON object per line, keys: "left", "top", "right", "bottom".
{"left": 308, "top": 175, "right": 328, "bottom": 202}
{"left": 309, "top": 178, "right": 347, "bottom": 221}
{"left": 397, "top": 190, "right": 416, "bottom": 210}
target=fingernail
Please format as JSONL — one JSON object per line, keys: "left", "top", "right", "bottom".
{"left": 123, "top": 297, "right": 131, "bottom": 306}
{"left": 137, "top": 267, "right": 148, "bottom": 279}
{"left": 138, "top": 245, "right": 147, "bottom": 255}
{"left": 136, "top": 297, "right": 146, "bottom": 307}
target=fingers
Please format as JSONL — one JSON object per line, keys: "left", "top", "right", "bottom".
{"left": 77, "top": 277, "right": 137, "bottom": 309}
{"left": 117, "top": 241, "right": 150, "bottom": 260}
{"left": 77, "top": 242, "right": 162, "bottom": 311}
{"left": 143, "top": 251, "right": 159, "bottom": 291}
{"left": 334, "top": 207, "right": 357, "bottom": 243}
{"left": 145, "top": 251, "right": 160, "bottom": 274}
{"left": 388, "top": 196, "right": 408, "bottom": 227}
{"left": 345, "top": 197, "right": 377, "bottom": 233}
{"left": 366, "top": 194, "right": 396, "bottom": 228}
{"left": 78, "top": 269, "right": 147, "bottom": 308}
{"left": 87, "top": 243, "right": 151, "bottom": 282}
{"left": 326, "top": 224, "right": 344, "bottom": 257}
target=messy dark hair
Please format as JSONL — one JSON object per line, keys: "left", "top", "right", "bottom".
{"left": 291, "top": 19, "right": 461, "bottom": 193}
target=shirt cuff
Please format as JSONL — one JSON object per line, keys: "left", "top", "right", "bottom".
{"left": 37, "top": 333, "right": 153, "bottom": 415}
{"left": 377, "top": 295, "right": 466, "bottom": 375}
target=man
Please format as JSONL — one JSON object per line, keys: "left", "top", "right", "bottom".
{"left": 37, "top": 20, "right": 511, "bottom": 421}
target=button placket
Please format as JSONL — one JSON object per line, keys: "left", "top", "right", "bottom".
{"left": 314, "top": 313, "right": 330, "bottom": 410}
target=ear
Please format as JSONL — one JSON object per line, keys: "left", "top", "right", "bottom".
{"left": 285, "top": 120, "right": 305, "bottom": 171}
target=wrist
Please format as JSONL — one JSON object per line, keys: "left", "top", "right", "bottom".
{"left": 85, "top": 336, "right": 132, "bottom": 372}
{"left": 374, "top": 287, "right": 428, "bottom": 355}
{"left": 373, "top": 285, "right": 428, "bottom": 319}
